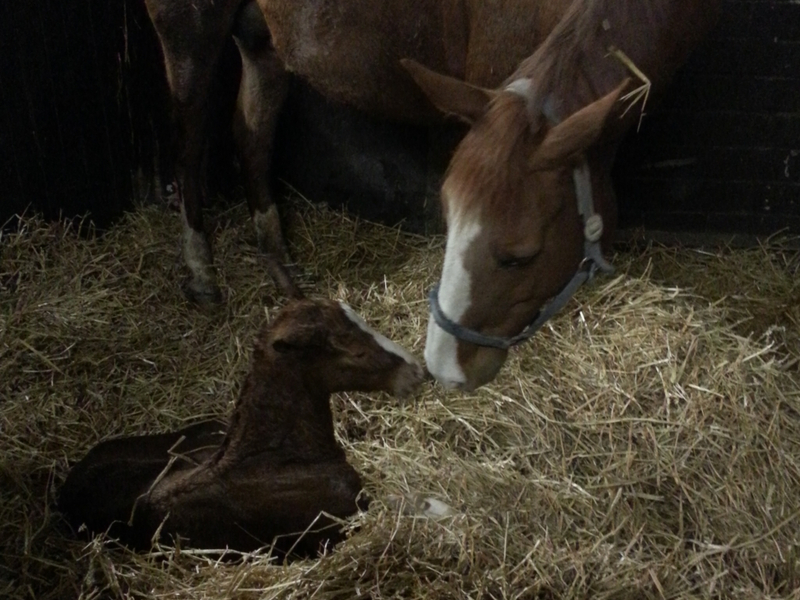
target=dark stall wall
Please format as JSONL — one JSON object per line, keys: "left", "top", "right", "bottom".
{"left": 613, "top": 0, "right": 800, "bottom": 235}
{"left": 0, "top": 0, "right": 167, "bottom": 228}
{"left": 272, "top": 81, "right": 450, "bottom": 234}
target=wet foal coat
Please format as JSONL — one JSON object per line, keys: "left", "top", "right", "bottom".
{"left": 59, "top": 299, "right": 423, "bottom": 554}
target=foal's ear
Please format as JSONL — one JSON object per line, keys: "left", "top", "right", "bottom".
{"left": 401, "top": 58, "right": 497, "bottom": 124}
{"left": 271, "top": 323, "right": 327, "bottom": 354}
{"left": 528, "top": 78, "right": 630, "bottom": 171}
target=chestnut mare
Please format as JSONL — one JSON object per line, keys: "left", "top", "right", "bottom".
{"left": 144, "top": 0, "right": 574, "bottom": 305}
{"left": 145, "top": 0, "right": 720, "bottom": 388}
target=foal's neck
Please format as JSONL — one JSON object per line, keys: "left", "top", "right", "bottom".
{"left": 213, "top": 353, "right": 341, "bottom": 467}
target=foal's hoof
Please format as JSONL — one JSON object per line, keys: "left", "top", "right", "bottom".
{"left": 183, "top": 280, "right": 224, "bottom": 306}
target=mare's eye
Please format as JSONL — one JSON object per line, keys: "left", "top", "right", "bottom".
{"left": 497, "top": 254, "right": 536, "bottom": 269}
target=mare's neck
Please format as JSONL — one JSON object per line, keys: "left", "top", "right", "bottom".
{"left": 512, "top": 0, "right": 708, "bottom": 119}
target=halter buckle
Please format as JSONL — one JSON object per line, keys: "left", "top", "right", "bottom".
{"left": 584, "top": 214, "right": 604, "bottom": 242}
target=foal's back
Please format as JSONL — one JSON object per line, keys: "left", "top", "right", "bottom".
{"left": 58, "top": 420, "right": 226, "bottom": 549}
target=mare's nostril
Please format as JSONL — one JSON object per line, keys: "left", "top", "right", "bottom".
{"left": 437, "top": 378, "right": 464, "bottom": 391}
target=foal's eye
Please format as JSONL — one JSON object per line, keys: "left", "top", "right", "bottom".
{"left": 497, "top": 254, "right": 536, "bottom": 269}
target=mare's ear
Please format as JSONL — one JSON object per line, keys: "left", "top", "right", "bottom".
{"left": 528, "top": 78, "right": 630, "bottom": 171}
{"left": 401, "top": 58, "right": 497, "bottom": 124}
{"left": 271, "top": 323, "right": 327, "bottom": 354}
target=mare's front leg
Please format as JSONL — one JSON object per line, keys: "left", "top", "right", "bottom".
{"left": 232, "top": 2, "right": 291, "bottom": 264}
{"left": 145, "top": 0, "right": 243, "bottom": 304}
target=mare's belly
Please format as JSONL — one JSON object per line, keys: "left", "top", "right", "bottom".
{"left": 259, "top": 0, "right": 446, "bottom": 121}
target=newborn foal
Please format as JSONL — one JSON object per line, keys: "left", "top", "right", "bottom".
{"left": 59, "top": 268, "right": 423, "bottom": 555}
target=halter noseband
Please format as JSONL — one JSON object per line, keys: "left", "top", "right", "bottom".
{"left": 428, "top": 79, "right": 614, "bottom": 351}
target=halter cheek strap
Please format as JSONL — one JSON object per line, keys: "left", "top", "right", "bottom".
{"left": 428, "top": 79, "right": 614, "bottom": 350}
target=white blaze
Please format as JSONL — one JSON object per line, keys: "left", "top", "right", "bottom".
{"left": 424, "top": 208, "right": 481, "bottom": 389}
{"left": 340, "top": 303, "right": 419, "bottom": 367}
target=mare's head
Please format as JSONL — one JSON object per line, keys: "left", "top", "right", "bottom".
{"left": 403, "top": 60, "right": 627, "bottom": 390}
{"left": 264, "top": 298, "right": 424, "bottom": 398}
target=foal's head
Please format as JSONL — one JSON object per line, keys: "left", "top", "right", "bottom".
{"left": 264, "top": 298, "right": 424, "bottom": 398}
{"left": 404, "top": 60, "right": 626, "bottom": 390}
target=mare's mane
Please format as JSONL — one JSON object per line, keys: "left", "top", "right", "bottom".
{"left": 444, "top": 0, "right": 707, "bottom": 218}
{"left": 515, "top": 0, "right": 677, "bottom": 115}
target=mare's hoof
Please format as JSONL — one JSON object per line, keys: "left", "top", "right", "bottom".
{"left": 183, "top": 280, "right": 224, "bottom": 306}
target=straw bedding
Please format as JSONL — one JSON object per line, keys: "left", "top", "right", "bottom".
{"left": 1, "top": 199, "right": 799, "bottom": 599}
